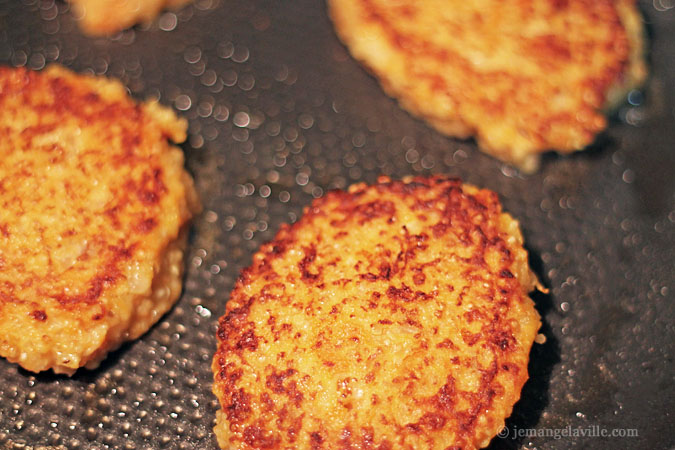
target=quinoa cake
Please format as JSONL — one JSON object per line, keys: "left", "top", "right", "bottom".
{"left": 68, "top": 0, "right": 193, "bottom": 35}
{"left": 328, "top": 0, "right": 648, "bottom": 172}
{"left": 0, "top": 65, "right": 200, "bottom": 375}
{"left": 212, "top": 176, "right": 542, "bottom": 449}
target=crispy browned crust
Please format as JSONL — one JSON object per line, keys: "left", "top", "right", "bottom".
{"left": 328, "top": 0, "right": 647, "bottom": 172}
{"left": 68, "top": 0, "right": 193, "bottom": 35}
{"left": 212, "top": 176, "right": 541, "bottom": 449}
{"left": 0, "top": 65, "right": 200, "bottom": 374}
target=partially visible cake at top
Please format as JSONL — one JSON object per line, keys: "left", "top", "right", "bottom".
{"left": 68, "top": 0, "right": 193, "bottom": 35}
{"left": 328, "top": 0, "right": 647, "bottom": 172}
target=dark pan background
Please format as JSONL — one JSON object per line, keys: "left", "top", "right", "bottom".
{"left": 0, "top": 0, "right": 673, "bottom": 449}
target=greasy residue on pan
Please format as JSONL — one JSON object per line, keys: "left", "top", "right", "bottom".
{"left": 0, "top": 0, "right": 673, "bottom": 449}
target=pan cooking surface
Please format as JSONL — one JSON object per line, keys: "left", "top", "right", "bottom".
{"left": 0, "top": 1, "right": 673, "bottom": 448}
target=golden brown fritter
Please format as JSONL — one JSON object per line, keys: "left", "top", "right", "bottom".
{"left": 212, "top": 176, "right": 542, "bottom": 450}
{"left": 328, "top": 0, "right": 647, "bottom": 172}
{"left": 68, "top": 0, "right": 192, "bottom": 35}
{"left": 0, "top": 65, "right": 200, "bottom": 375}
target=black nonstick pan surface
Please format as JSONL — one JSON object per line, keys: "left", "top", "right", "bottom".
{"left": 0, "top": 1, "right": 673, "bottom": 448}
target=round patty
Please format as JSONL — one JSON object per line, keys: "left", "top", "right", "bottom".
{"left": 212, "top": 176, "right": 541, "bottom": 449}
{"left": 328, "top": 0, "right": 647, "bottom": 172}
{"left": 0, "top": 65, "right": 200, "bottom": 374}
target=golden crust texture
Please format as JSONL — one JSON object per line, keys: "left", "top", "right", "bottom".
{"left": 68, "top": 0, "right": 193, "bottom": 35}
{"left": 328, "top": 0, "right": 647, "bottom": 172}
{"left": 212, "top": 176, "right": 541, "bottom": 450}
{"left": 0, "top": 65, "right": 200, "bottom": 374}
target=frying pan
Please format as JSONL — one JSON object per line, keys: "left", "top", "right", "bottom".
{"left": 0, "top": 0, "right": 673, "bottom": 448}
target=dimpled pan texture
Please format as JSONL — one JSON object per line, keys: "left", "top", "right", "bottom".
{"left": 328, "top": 0, "right": 647, "bottom": 172}
{"left": 212, "top": 176, "right": 542, "bottom": 449}
{"left": 0, "top": 65, "right": 200, "bottom": 375}
{"left": 0, "top": 1, "right": 672, "bottom": 449}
